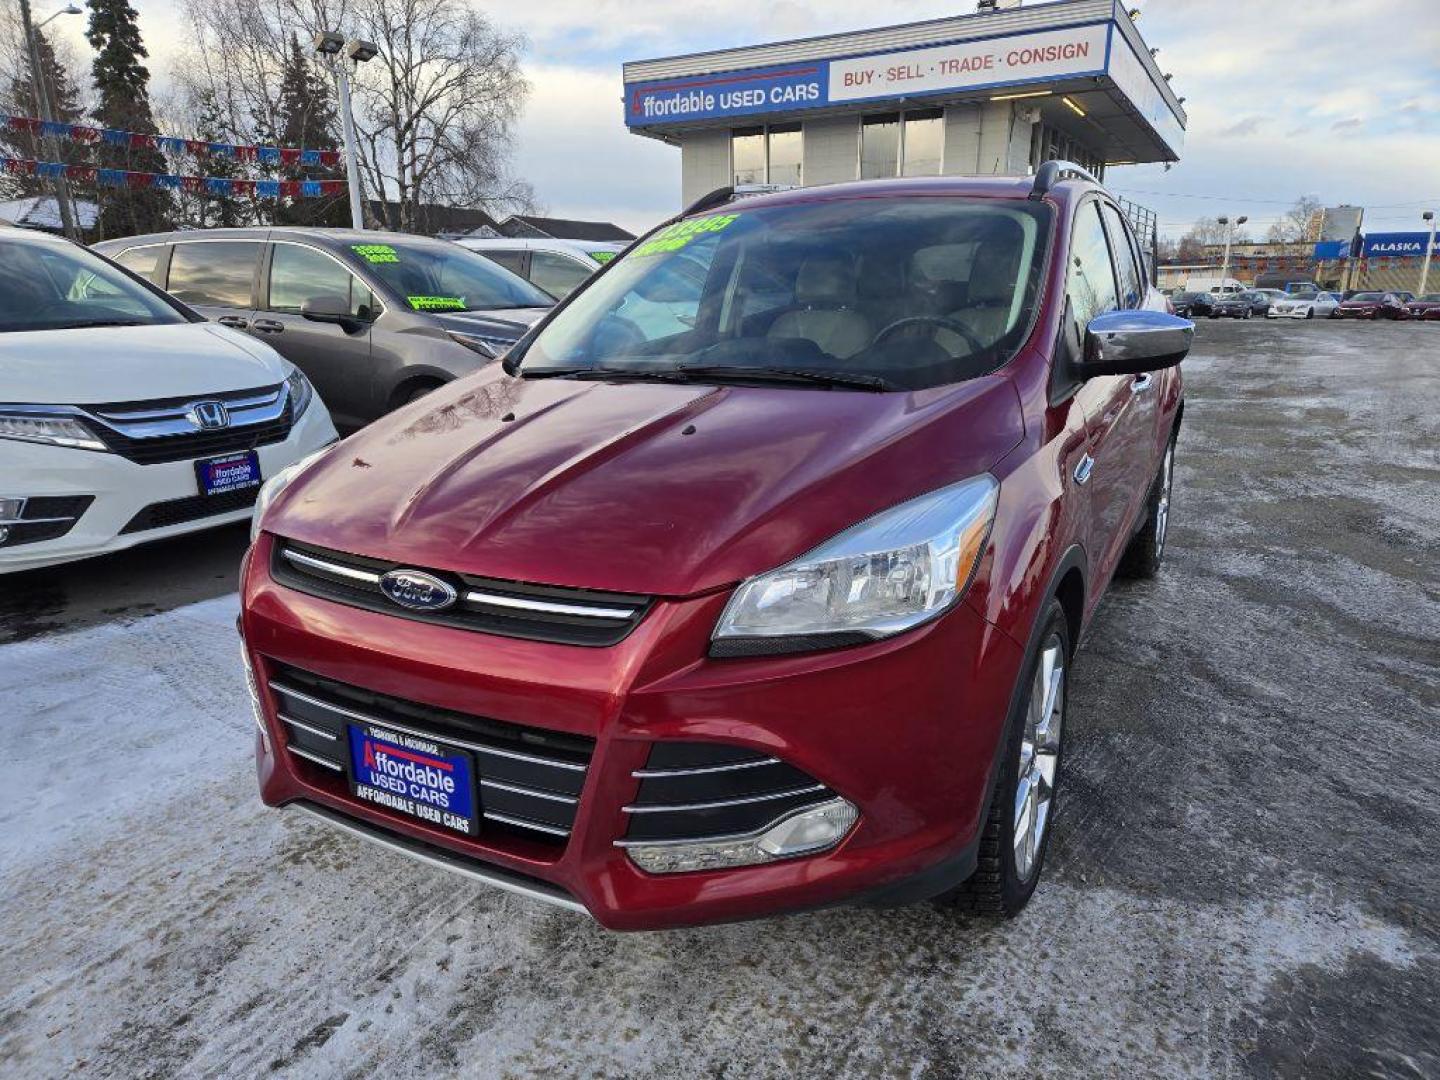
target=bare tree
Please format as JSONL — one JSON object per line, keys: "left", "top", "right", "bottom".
{"left": 1177, "top": 216, "right": 1251, "bottom": 260}
{"left": 173, "top": 0, "right": 533, "bottom": 234}
{"left": 1266, "top": 195, "right": 1324, "bottom": 244}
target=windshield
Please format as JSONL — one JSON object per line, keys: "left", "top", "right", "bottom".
{"left": 0, "top": 239, "right": 189, "bottom": 333}
{"left": 1352, "top": 293, "right": 1383, "bottom": 301}
{"left": 515, "top": 197, "right": 1051, "bottom": 391}
{"left": 348, "top": 239, "right": 554, "bottom": 312}
{"left": 1420, "top": 294, "right": 1440, "bottom": 302}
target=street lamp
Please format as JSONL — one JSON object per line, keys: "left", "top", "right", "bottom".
{"left": 313, "top": 30, "right": 380, "bottom": 230}
{"left": 17, "top": 0, "right": 82, "bottom": 239}
{"left": 1420, "top": 211, "right": 1436, "bottom": 297}
{"left": 1218, "top": 215, "right": 1248, "bottom": 288}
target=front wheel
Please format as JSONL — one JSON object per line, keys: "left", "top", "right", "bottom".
{"left": 1306, "top": 309, "right": 1315, "bottom": 320}
{"left": 938, "top": 600, "right": 1070, "bottom": 917}
{"left": 1116, "top": 436, "right": 1176, "bottom": 579}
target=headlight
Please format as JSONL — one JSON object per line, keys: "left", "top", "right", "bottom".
{"left": 0, "top": 411, "right": 107, "bottom": 451}
{"left": 447, "top": 330, "right": 513, "bottom": 358}
{"left": 250, "top": 445, "right": 332, "bottom": 542}
{"left": 712, "top": 475, "right": 999, "bottom": 655}
{"left": 285, "top": 369, "right": 314, "bottom": 419}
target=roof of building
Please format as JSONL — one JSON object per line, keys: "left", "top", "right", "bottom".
{"left": 0, "top": 195, "right": 101, "bottom": 232}
{"left": 499, "top": 215, "right": 636, "bottom": 242}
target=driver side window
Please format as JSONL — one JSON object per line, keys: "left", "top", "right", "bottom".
{"left": 1066, "top": 202, "right": 1120, "bottom": 335}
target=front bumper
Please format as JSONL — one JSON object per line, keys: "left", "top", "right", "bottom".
{"left": 242, "top": 533, "right": 1024, "bottom": 930}
{"left": 0, "top": 406, "right": 337, "bottom": 575}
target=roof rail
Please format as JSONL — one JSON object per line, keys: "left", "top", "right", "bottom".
{"left": 1029, "top": 160, "right": 1102, "bottom": 200}
{"left": 679, "top": 185, "right": 737, "bottom": 219}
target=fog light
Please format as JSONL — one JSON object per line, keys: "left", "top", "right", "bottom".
{"left": 0, "top": 498, "right": 25, "bottom": 520}
{"left": 622, "top": 798, "right": 858, "bottom": 875}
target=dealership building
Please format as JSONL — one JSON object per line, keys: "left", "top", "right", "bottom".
{"left": 622, "top": 0, "right": 1186, "bottom": 206}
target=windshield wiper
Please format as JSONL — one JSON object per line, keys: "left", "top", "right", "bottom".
{"left": 519, "top": 365, "right": 694, "bottom": 383}
{"left": 677, "top": 365, "right": 894, "bottom": 391}
{"left": 47, "top": 318, "right": 149, "bottom": 330}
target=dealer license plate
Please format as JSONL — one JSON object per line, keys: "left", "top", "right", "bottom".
{"left": 195, "top": 450, "right": 261, "bottom": 496}
{"left": 347, "top": 723, "right": 477, "bottom": 836}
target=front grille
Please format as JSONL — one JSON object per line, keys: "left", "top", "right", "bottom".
{"left": 266, "top": 663, "right": 594, "bottom": 848}
{"left": 83, "top": 384, "right": 294, "bottom": 466}
{"left": 0, "top": 495, "right": 95, "bottom": 548}
{"left": 271, "top": 539, "right": 652, "bottom": 647}
{"left": 621, "top": 742, "right": 835, "bottom": 844}
{"left": 119, "top": 487, "right": 259, "bottom": 534}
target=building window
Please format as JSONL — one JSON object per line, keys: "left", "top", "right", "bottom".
{"left": 902, "top": 109, "right": 944, "bottom": 176}
{"left": 860, "top": 113, "right": 900, "bottom": 179}
{"left": 863, "top": 110, "right": 946, "bottom": 179}
{"left": 731, "top": 124, "right": 804, "bottom": 187}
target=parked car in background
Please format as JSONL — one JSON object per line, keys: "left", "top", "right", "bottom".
{"left": 1185, "top": 276, "right": 1245, "bottom": 295}
{"left": 1333, "top": 292, "right": 1411, "bottom": 320}
{"left": 1267, "top": 292, "right": 1341, "bottom": 320}
{"left": 458, "top": 238, "right": 628, "bottom": 300}
{"left": 93, "top": 229, "right": 556, "bottom": 429}
{"left": 1, "top": 229, "right": 336, "bottom": 574}
{"left": 240, "top": 166, "right": 1193, "bottom": 929}
{"left": 1170, "top": 290, "right": 1217, "bottom": 317}
{"left": 1407, "top": 293, "right": 1440, "bottom": 319}
{"left": 1209, "top": 289, "right": 1267, "bottom": 319}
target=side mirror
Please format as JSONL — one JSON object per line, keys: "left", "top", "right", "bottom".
{"left": 301, "top": 294, "right": 351, "bottom": 323}
{"left": 1078, "top": 309, "right": 1193, "bottom": 378}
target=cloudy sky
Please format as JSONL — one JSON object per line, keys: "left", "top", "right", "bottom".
{"left": 41, "top": 0, "right": 1440, "bottom": 238}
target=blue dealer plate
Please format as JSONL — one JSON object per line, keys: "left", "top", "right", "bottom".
{"left": 347, "top": 724, "right": 477, "bottom": 836}
{"left": 195, "top": 450, "right": 261, "bottom": 496}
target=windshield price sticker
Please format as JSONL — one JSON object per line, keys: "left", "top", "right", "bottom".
{"left": 633, "top": 213, "right": 739, "bottom": 258}
{"left": 407, "top": 295, "right": 467, "bottom": 311}
{"left": 352, "top": 243, "right": 399, "bottom": 264}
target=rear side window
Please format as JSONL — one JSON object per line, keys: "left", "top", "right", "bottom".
{"left": 1099, "top": 203, "right": 1143, "bottom": 308}
{"left": 112, "top": 245, "right": 162, "bottom": 284}
{"left": 167, "top": 241, "right": 259, "bottom": 309}
{"left": 529, "top": 251, "right": 593, "bottom": 299}
{"left": 1066, "top": 202, "right": 1119, "bottom": 331}
{"left": 268, "top": 244, "right": 376, "bottom": 318}
{"left": 479, "top": 249, "right": 526, "bottom": 275}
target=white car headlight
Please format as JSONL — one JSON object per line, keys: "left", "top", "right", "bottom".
{"left": 285, "top": 369, "right": 314, "bottom": 419}
{"left": 712, "top": 475, "right": 999, "bottom": 655}
{"left": 250, "top": 445, "right": 332, "bottom": 542}
{"left": 0, "top": 411, "right": 108, "bottom": 451}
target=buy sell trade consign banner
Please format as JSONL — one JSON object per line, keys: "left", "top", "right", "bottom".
{"left": 624, "top": 19, "right": 1183, "bottom": 156}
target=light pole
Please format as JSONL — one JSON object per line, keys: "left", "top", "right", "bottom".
{"left": 18, "top": 0, "right": 82, "bottom": 240}
{"left": 313, "top": 31, "right": 378, "bottom": 231}
{"left": 1420, "top": 211, "right": 1436, "bottom": 297}
{"left": 1218, "top": 214, "right": 1247, "bottom": 289}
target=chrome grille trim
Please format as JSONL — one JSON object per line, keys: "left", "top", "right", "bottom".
{"left": 279, "top": 713, "right": 339, "bottom": 742}
{"left": 463, "top": 589, "right": 637, "bottom": 621}
{"left": 281, "top": 548, "right": 381, "bottom": 584}
{"left": 87, "top": 386, "right": 288, "bottom": 440}
{"left": 268, "top": 681, "right": 589, "bottom": 773}
{"left": 632, "top": 757, "right": 782, "bottom": 779}
{"left": 482, "top": 810, "right": 570, "bottom": 837}
{"left": 287, "top": 744, "right": 343, "bottom": 771}
{"left": 480, "top": 779, "right": 578, "bottom": 805}
{"left": 288, "top": 802, "right": 589, "bottom": 915}
{"left": 622, "top": 784, "right": 827, "bottom": 814}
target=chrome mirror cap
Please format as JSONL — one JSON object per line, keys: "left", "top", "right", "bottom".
{"left": 1082, "top": 309, "right": 1194, "bottom": 375}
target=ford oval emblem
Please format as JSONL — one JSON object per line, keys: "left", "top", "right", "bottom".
{"left": 379, "top": 569, "right": 458, "bottom": 612}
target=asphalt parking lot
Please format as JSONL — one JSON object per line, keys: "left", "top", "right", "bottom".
{"left": 2, "top": 319, "right": 1437, "bottom": 1079}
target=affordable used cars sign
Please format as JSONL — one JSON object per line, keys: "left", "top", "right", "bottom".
{"left": 625, "top": 22, "right": 1109, "bottom": 128}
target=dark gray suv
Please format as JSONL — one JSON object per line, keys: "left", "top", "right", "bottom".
{"left": 93, "top": 228, "right": 554, "bottom": 428}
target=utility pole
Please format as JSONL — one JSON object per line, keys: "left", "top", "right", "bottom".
{"left": 1420, "top": 211, "right": 1436, "bottom": 297}
{"left": 18, "top": 0, "right": 79, "bottom": 240}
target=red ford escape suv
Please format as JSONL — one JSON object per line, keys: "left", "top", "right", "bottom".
{"left": 240, "top": 164, "right": 1192, "bottom": 930}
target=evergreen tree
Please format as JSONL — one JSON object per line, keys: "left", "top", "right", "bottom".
{"left": 86, "top": 0, "right": 173, "bottom": 237}
{"left": 193, "top": 91, "right": 244, "bottom": 228}
{"left": 273, "top": 34, "right": 347, "bottom": 228}
{"left": 1, "top": 30, "right": 85, "bottom": 199}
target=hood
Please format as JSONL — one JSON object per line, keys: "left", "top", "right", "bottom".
{"left": 433, "top": 308, "right": 551, "bottom": 340}
{"left": 270, "top": 368, "right": 1025, "bottom": 597}
{"left": 1, "top": 321, "right": 287, "bottom": 405}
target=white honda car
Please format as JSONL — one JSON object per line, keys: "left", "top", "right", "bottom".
{"left": 0, "top": 229, "right": 337, "bottom": 575}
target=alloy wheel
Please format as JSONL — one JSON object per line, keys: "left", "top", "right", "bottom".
{"left": 1013, "top": 634, "right": 1065, "bottom": 882}
{"left": 1155, "top": 444, "right": 1174, "bottom": 556}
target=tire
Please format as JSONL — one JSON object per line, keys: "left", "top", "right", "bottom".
{"left": 938, "top": 599, "right": 1071, "bottom": 917}
{"left": 399, "top": 380, "right": 444, "bottom": 406}
{"left": 1116, "top": 434, "right": 1176, "bottom": 579}
{"left": 1306, "top": 309, "right": 1314, "bottom": 320}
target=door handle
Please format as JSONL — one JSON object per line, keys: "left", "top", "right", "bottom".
{"left": 251, "top": 319, "right": 284, "bottom": 334}
{"left": 1073, "top": 453, "right": 1095, "bottom": 485}
{"left": 1132, "top": 373, "right": 1154, "bottom": 393}
{"left": 216, "top": 315, "right": 248, "bottom": 329}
